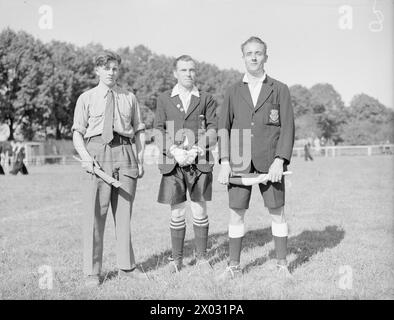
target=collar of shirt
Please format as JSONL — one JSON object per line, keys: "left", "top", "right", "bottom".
{"left": 243, "top": 72, "right": 267, "bottom": 107}
{"left": 242, "top": 72, "right": 267, "bottom": 85}
{"left": 96, "top": 83, "right": 120, "bottom": 100}
{"left": 171, "top": 84, "right": 200, "bottom": 98}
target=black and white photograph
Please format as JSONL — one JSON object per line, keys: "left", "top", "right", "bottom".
{"left": 0, "top": 0, "right": 393, "bottom": 305}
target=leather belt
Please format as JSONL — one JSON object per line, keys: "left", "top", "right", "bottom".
{"left": 88, "top": 132, "right": 131, "bottom": 145}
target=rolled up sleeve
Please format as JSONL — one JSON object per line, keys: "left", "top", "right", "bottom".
{"left": 131, "top": 95, "right": 146, "bottom": 134}
{"left": 71, "top": 94, "right": 89, "bottom": 136}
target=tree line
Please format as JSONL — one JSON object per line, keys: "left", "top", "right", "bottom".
{"left": 0, "top": 28, "right": 392, "bottom": 145}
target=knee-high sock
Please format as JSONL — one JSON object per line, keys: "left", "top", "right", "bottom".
{"left": 228, "top": 224, "right": 245, "bottom": 266}
{"left": 170, "top": 218, "right": 186, "bottom": 263}
{"left": 193, "top": 216, "right": 209, "bottom": 258}
{"left": 170, "top": 202, "right": 187, "bottom": 264}
{"left": 272, "top": 221, "right": 288, "bottom": 260}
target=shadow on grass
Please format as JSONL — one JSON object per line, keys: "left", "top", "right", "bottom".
{"left": 287, "top": 225, "right": 345, "bottom": 272}
{"left": 136, "top": 227, "right": 272, "bottom": 272}
{"left": 111, "top": 225, "right": 344, "bottom": 277}
{"left": 243, "top": 225, "right": 345, "bottom": 273}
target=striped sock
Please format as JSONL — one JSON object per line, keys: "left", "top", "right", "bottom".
{"left": 170, "top": 218, "right": 186, "bottom": 264}
{"left": 193, "top": 217, "right": 209, "bottom": 258}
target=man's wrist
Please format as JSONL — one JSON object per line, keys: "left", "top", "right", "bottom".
{"left": 81, "top": 154, "right": 93, "bottom": 162}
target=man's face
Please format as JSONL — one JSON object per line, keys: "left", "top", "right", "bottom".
{"left": 242, "top": 41, "right": 267, "bottom": 75}
{"left": 174, "top": 60, "right": 196, "bottom": 90}
{"left": 95, "top": 60, "right": 119, "bottom": 87}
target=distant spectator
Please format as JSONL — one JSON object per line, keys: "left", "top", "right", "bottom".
{"left": 9, "top": 141, "right": 28, "bottom": 175}
{"left": 304, "top": 142, "right": 314, "bottom": 161}
{"left": 0, "top": 145, "right": 4, "bottom": 174}
{"left": 383, "top": 139, "right": 392, "bottom": 155}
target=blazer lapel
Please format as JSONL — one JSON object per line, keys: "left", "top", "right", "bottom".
{"left": 254, "top": 76, "right": 274, "bottom": 112}
{"left": 170, "top": 95, "right": 185, "bottom": 114}
{"left": 239, "top": 83, "right": 254, "bottom": 111}
{"left": 184, "top": 95, "right": 201, "bottom": 119}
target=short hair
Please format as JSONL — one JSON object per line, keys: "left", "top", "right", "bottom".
{"left": 241, "top": 36, "right": 267, "bottom": 55}
{"left": 173, "top": 55, "right": 195, "bottom": 70}
{"left": 95, "top": 50, "right": 121, "bottom": 67}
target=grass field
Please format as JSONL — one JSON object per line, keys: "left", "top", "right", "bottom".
{"left": 0, "top": 155, "right": 393, "bottom": 300}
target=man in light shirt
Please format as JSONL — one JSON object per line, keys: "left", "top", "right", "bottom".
{"left": 72, "top": 50, "right": 147, "bottom": 286}
{"left": 218, "top": 36, "right": 295, "bottom": 280}
{"left": 154, "top": 55, "right": 217, "bottom": 273}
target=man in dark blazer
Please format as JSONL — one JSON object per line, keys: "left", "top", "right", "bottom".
{"left": 218, "top": 36, "right": 295, "bottom": 280}
{"left": 154, "top": 55, "right": 217, "bottom": 273}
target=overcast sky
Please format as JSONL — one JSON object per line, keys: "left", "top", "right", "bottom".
{"left": 0, "top": 0, "right": 392, "bottom": 108}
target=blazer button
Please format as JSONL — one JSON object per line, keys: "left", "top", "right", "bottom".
{"left": 251, "top": 122, "right": 254, "bottom": 125}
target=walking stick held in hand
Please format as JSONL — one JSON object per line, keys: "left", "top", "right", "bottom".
{"left": 73, "top": 156, "right": 122, "bottom": 188}
{"left": 229, "top": 171, "right": 292, "bottom": 186}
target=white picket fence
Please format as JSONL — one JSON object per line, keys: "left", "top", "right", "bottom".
{"left": 3, "top": 143, "right": 392, "bottom": 168}
{"left": 292, "top": 144, "right": 394, "bottom": 157}
{"left": 141, "top": 144, "right": 394, "bottom": 165}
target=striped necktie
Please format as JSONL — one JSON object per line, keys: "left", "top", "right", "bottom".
{"left": 102, "top": 90, "right": 114, "bottom": 144}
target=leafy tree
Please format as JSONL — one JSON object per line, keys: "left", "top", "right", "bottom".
{"left": 294, "top": 114, "right": 321, "bottom": 140}
{"left": 289, "top": 84, "right": 312, "bottom": 117}
{"left": 348, "top": 93, "right": 390, "bottom": 123}
{"left": 2, "top": 27, "right": 392, "bottom": 146}
{"left": 0, "top": 28, "right": 52, "bottom": 140}
{"left": 340, "top": 93, "right": 394, "bottom": 144}
{"left": 340, "top": 120, "right": 389, "bottom": 145}
{"left": 310, "top": 83, "right": 345, "bottom": 113}
{"left": 45, "top": 41, "right": 97, "bottom": 139}
{"left": 309, "top": 83, "right": 346, "bottom": 144}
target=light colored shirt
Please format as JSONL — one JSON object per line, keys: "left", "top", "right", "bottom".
{"left": 171, "top": 84, "right": 200, "bottom": 113}
{"left": 243, "top": 72, "right": 267, "bottom": 107}
{"left": 72, "top": 83, "right": 145, "bottom": 139}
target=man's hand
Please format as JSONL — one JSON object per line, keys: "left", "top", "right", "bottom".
{"left": 183, "top": 145, "right": 204, "bottom": 166}
{"left": 184, "top": 148, "right": 198, "bottom": 166}
{"left": 81, "top": 156, "right": 100, "bottom": 174}
{"left": 170, "top": 146, "right": 188, "bottom": 166}
{"left": 268, "top": 157, "right": 284, "bottom": 183}
{"left": 218, "top": 161, "right": 232, "bottom": 185}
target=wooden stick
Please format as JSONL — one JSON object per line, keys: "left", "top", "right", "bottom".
{"left": 73, "top": 156, "right": 122, "bottom": 188}
{"left": 229, "top": 171, "right": 292, "bottom": 186}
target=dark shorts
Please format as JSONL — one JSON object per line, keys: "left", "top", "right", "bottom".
{"left": 228, "top": 162, "right": 285, "bottom": 210}
{"left": 158, "top": 165, "right": 213, "bottom": 205}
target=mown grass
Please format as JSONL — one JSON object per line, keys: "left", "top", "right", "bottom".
{"left": 0, "top": 155, "right": 393, "bottom": 299}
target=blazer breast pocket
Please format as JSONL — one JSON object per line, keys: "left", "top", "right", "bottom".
{"left": 265, "top": 104, "right": 281, "bottom": 126}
